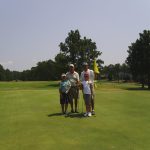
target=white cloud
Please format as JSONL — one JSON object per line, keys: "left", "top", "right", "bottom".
{"left": 0, "top": 61, "right": 14, "bottom": 66}
{"left": 32, "top": 58, "right": 37, "bottom": 62}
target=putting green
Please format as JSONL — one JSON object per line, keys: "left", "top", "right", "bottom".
{"left": 0, "top": 81, "right": 150, "bottom": 150}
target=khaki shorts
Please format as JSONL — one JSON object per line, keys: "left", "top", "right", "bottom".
{"left": 69, "top": 86, "right": 79, "bottom": 100}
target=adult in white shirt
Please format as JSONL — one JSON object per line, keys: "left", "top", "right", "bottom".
{"left": 66, "top": 64, "right": 79, "bottom": 113}
{"left": 80, "top": 62, "right": 95, "bottom": 115}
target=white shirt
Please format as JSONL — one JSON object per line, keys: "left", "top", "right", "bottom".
{"left": 66, "top": 71, "right": 79, "bottom": 87}
{"left": 82, "top": 80, "right": 92, "bottom": 94}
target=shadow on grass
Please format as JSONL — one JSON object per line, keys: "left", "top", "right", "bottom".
{"left": 125, "top": 87, "right": 150, "bottom": 91}
{"left": 47, "top": 112, "right": 87, "bottom": 118}
{"left": 65, "top": 113, "right": 96, "bottom": 118}
{"left": 65, "top": 113, "right": 85, "bottom": 118}
{"left": 47, "top": 113, "right": 62, "bottom": 117}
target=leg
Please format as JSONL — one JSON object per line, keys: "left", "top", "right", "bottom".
{"left": 86, "top": 105, "right": 88, "bottom": 113}
{"left": 87, "top": 95, "right": 92, "bottom": 117}
{"left": 83, "top": 94, "right": 89, "bottom": 117}
{"left": 60, "top": 95, "right": 65, "bottom": 114}
{"left": 70, "top": 99, "right": 74, "bottom": 112}
{"left": 91, "top": 96, "right": 94, "bottom": 111}
{"left": 64, "top": 93, "right": 69, "bottom": 113}
{"left": 61, "top": 104, "right": 64, "bottom": 114}
{"left": 64, "top": 104, "right": 68, "bottom": 113}
{"left": 75, "top": 98, "right": 78, "bottom": 112}
{"left": 75, "top": 87, "right": 79, "bottom": 112}
{"left": 69, "top": 87, "right": 74, "bottom": 113}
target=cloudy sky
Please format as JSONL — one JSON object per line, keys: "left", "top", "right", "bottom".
{"left": 0, "top": 0, "right": 150, "bottom": 71}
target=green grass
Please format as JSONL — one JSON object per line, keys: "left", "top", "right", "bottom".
{"left": 0, "top": 81, "right": 150, "bottom": 150}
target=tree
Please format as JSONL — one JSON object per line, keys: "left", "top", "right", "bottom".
{"left": 55, "top": 53, "right": 69, "bottom": 77}
{"left": 101, "top": 63, "right": 131, "bottom": 81}
{"left": 58, "top": 29, "right": 103, "bottom": 73}
{"left": 33, "top": 60, "right": 57, "bottom": 81}
{"left": 107, "top": 64, "right": 114, "bottom": 81}
{"left": 20, "top": 70, "right": 31, "bottom": 81}
{"left": 5, "top": 69, "right": 13, "bottom": 81}
{"left": 19, "top": 59, "right": 58, "bottom": 81}
{"left": 0, "top": 64, "right": 5, "bottom": 81}
{"left": 120, "top": 63, "right": 132, "bottom": 81}
{"left": 114, "top": 63, "right": 121, "bottom": 82}
{"left": 126, "top": 30, "right": 150, "bottom": 89}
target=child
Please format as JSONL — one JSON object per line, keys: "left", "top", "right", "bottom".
{"left": 59, "top": 73, "right": 71, "bottom": 115}
{"left": 81, "top": 73, "right": 93, "bottom": 117}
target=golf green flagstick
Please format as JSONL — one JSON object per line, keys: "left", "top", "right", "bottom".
{"left": 82, "top": 95, "right": 84, "bottom": 114}
{"left": 78, "top": 89, "right": 80, "bottom": 112}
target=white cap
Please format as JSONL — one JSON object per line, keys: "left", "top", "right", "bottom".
{"left": 83, "top": 62, "right": 88, "bottom": 66}
{"left": 61, "top": 73, "right": 66, "bottom": 77}
{"left": 69, "top": 64, "right": 74, "bottom": 67}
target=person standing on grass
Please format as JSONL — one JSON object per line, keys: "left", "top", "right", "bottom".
{"left": 59, "top": 73, "right": 71, "bottom": 115}
{"left": 81, "top": 73, "right": 93, "bottom": 117}
{"left": 66, "top": 64, "right": 79, "bottom": 113}
{"left": 80, "top": 62, "right": 95, "bottom": 115}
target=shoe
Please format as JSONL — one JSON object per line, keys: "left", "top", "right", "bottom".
{"left": 92, "top": 110, "right": 95, "bottom": 115}
{"left": 84, "top": 112, "right": 88, "bottom": 117}
{"left": 88, "top": 112, "right": 92, "bottom": 117}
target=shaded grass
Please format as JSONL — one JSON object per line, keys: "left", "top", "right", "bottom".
{"left": 0, "top": 81, "right": 150, "bottom": 150}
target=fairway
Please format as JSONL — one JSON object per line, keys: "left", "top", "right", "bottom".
{"left": 0, "top": 81, "right": 150, "bottom": 150}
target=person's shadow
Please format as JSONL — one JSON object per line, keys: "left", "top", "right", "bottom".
{"left": 47, "top": 113, "right": 63, "bottom": 117}
{"left": 65, "top": 112, "right": 84, "bottom": 118}
{"left": 47, "top": 112, "right": 85, "bottom": 118}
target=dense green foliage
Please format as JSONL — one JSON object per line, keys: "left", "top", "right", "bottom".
{"left": 102, "top": 63, "right": 131, "bottom": 81}
{"left": 58, "top": 30, "right": 103, "bottom": 72}
{"left": 0, "top": 62, "right": 132, "bottom": 82}
{"left": 0, "top": 81, "right": 150, "bottom": 150}
{"left": 126, "top": 30, "right": 150, "bottom": 88}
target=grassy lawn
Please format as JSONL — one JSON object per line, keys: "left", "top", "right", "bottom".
{"left": 0, "top": 81, "right": 150, "bottom": 150}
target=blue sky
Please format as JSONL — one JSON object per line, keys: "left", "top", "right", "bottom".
{"left": 0, "top": 0, "right": 150, "bottom": 71}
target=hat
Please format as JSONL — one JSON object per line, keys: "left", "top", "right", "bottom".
{"left": 83, "top": 62, "right": 88, "bottom": 66}
{"left": 69, "top": 64, "right": 74, "bottom": 67}
{"left": 61, "top": 73, "right": 66, "bottom": 77}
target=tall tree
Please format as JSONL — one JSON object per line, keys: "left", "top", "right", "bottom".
{"left": 126, "top": 30, "right": 150, "bottom": 89}
{"left": 58, "top": 29, "right": 103, "bottom": 73}
{"left": 55, "top": 53, "right": 68, "bottom": 76}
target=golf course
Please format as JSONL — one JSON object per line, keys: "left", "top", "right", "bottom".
{"left": 0, "top": 81, "right": 150, "bottom": 150}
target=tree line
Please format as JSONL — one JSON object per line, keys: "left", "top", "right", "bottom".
{"left": 0, "top": 29, "right": 150, "bottom": 89}
{"left": 0, "top": 62, "right": 131, "bottom": 81}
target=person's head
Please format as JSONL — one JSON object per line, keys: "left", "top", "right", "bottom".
{"left": 83, "top": 62, "right": 88, "bottom": 71}
{"left": 69, "top": 64, "right": 75, "bottom": 73}
{"left": 61, "top": 73, "right": 66, "bottom": 80}
{"left": 84, "top": 73, "right": 89, "bottom": 81}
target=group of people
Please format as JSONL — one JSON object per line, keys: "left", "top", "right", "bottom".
{"left": 59, "top": 62, "right": 95, "bottom": 117}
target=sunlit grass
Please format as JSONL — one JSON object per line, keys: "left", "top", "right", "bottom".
{"left": 0, "top": 81, "right": 150, "bottom": 150}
